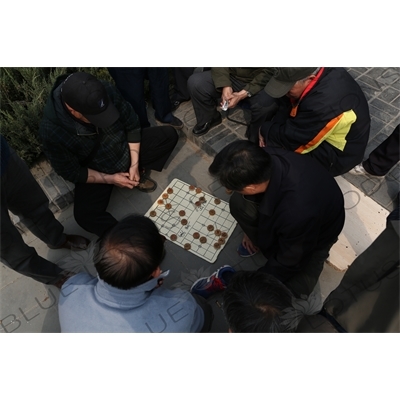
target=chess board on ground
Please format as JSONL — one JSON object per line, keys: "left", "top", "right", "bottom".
{"left": 145, "top": 178, "right": 237, "bottom": 263}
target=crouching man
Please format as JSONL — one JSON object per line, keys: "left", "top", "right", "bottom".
{"left": 58, "top": 215, "right": 212, "bottom": 332}
{"left": 208, "top": 140, "right": 345, "bottom": 298}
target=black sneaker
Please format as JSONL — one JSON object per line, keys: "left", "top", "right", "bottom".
{"left": 156, "top": 116, "right": 184, "bottom": 130}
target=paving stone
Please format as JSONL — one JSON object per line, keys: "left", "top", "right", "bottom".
{"left": 371, "top": 131, "right": 396, "bottom": 152}
{"left": 0, "top": 273, "right": 51, "bottom": 331}
{"left": 369, "top": 115, "right": 386, "bottom": 139}
{"left": 213, "top": 132, "right": 240, "bottom": 153}
{"left": 371, "top": 98, "right": 400, "bottom": 116}
{"left": 369, "top": 177, "right": 400, "bottom": 209}
{"left": 377, "top": 69, "right": 400, "bottom": 86}
{"left": 391, "top": 95, "right": 400, "bottom": 108}
{"left": 379, "top": 87, "right": 400, "bottom": 104}
{"left": 365, "top": 67, "right": 389, "bottom": 79}
{"left": 370, "top": 105, "right": 397, "bottom": 124}
{"left": 38, "top": 175, "right": 61, "bottom": 203}
{"left": 0, "top": 263, "right": 23, "bottom": 289}
{"left": 388, "top": 164, "right": 400, "bottom": 181}
{"left": 205, "top": 129, "right": 229, "bottom": 147}
{"left": 348, "top": 67, "right": 369, "bottom": 74}
{"left": 380, "top": 123, "right": 399, "bottom": 138}
{"left": 356, "top": 74, "right": 386, "bottom": 91}
{"left": 390, "top": 79, "right": 400, "bottom": 91}
{"left": 358, "top": 83, "right": 380, "bottom": 101}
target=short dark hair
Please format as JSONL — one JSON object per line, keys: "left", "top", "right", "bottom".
{"left": 223, "top": 271, "right": 296, "bottom": 333}
{"left": 208, "top": 140, "right": 272, "bottom": 191}
{"left": 94, "top": 215, "right": 165, "bottom": 290}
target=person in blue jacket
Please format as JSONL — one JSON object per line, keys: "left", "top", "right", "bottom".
{"left": 58, "top": 215, "right": 212, "bottom": 333}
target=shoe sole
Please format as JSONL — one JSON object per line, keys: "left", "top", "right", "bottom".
{"left": 190, "top": 277, "right": 210, "bottom": 292}
{"left": 237, "top": 245, "right": 258, "bottom": 258}
{"left": 155, "top": 119, "right": 183, "bottom": 130}
{"left": 190, "top": 265, "right": 234, "bottom": 297}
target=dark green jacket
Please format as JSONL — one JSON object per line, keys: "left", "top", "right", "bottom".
{"left": 211, "top": 68, "right": 274, "bottom": 95}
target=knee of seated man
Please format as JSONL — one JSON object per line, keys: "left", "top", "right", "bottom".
{"left": 187, "top": 71, "right": 207, "bottom": 93}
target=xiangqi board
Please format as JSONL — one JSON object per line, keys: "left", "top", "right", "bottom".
{"left": 145, "top": 179, "right": 237, "bottom": 263}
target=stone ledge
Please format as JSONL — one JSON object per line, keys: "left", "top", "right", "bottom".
{"left": 30, "top": 161, "right": 75, "bottom": 213}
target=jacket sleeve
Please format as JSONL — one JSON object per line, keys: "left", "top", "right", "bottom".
{"left": 260, "top": 94, "right": 352, "bottom": 154}
{"left": 211, "top": 68, "right": 232, "bottom": 90}
{"left": 38, "top": 121, "right": 89, "bottom": 183}
{"left": 243, "top": 68, "right": 274, "bottom": 95}
{"left": 104, "top": 81, "right": 141, "bottom": 143}
{"left": 212, "top": 68, "right": 274, "bottom": 95}
{"left": 260, "top": 214, "right": 322, "bottom": 284}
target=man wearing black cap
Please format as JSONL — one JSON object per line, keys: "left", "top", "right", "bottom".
{"left": 38, "top": 72, "right": 178, "bottom": 237}
{"left": 260, "top": 67, "right": 370, "bottom": 176}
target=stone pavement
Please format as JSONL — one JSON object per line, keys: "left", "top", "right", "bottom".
{"left": 1, "top": 67, "right": 399, "bottom": 333}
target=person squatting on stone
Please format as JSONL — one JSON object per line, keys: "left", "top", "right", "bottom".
{"left": 222, "top": 199, "right": 399, "bottom": 333}
{"left": 0, "top": 135, "right": 90, "bottom": 288}
{"left": 188, "top": 68, "right": 277, "bottom": 141}
{"left": 58, "top": 215, "right": 213, "bottom": 333}
{"left": 38, "top": 72, "right": 178, "bottom": 238}
{"left": 260, "top": 67, "right": 370, "bottom": 176}
{"left": 208, "top": 140, "right": 345, "bottom": 298}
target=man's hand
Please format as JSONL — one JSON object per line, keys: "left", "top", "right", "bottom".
{"left": 87, "top": 169, "right": 136, "bottom": 189}
{"left": 259, "top": 131, "right": 266, "bottom": 147}
{"left": 221, "top": 86, "right": 233, "bottom": 107}
{"left": 222, "top": 89, "right": 248, "bottom": 109}
{"left": 128, "top": 165, "right": 140, "bottom": 184}
{"left": 112, "top": 172, "right": 136, "bottom": 189}
{"left": 242, "top": 233, "right": 259, "bottom": 254}
{"left": 128, "top": 142, "right": 140, "bottom": 182}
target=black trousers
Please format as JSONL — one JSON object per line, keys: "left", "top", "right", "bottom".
{"left": 1, "top": 147, "right": 66, "bottom": 284}
{"left": 363, "top": 124, "right": 399, "bottom": 176}
{"left": 108, "top": 67, "right": 173, "bottom": 128}
{"left": 73, "top": 126, "right": 178, "bottom": 237}
{"left": 171, "top": 67, "right": 195, "bottom": 102}
{"left": 187, "top": 70, "right": 277, "bottom": 142}
{"left": 324, "top": 219, "right": 399, "bottom": 333}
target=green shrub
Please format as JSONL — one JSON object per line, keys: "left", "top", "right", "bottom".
{"left": 0, "top": 67, "right": 111, "bottom": 166}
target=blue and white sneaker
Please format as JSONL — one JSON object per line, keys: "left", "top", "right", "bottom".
{"left": 237, "top": 242, "right": 258, "bottom": 257}
{"left": 190, "top": 265, "right": 236, "bottom": 299}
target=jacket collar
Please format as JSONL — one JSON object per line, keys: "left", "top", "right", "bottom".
{"left": 94, "top": 270, "right": 170, "bottom": 309}
{"left": 290, "top": 67, "right": 325, "bottom": 117}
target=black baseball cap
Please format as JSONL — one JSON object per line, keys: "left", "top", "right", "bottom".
{"left": 265, "top": 67, "right": 317, "bottom": 98}
{"left": 61, "top": 72, "right": 120, "bottom": 128}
